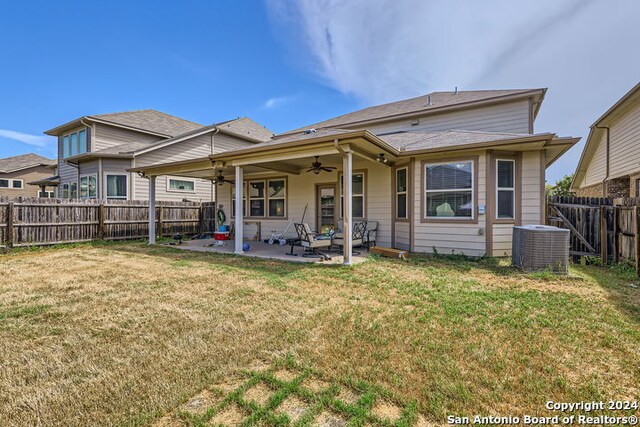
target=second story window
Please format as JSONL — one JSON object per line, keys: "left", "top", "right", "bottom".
{"left": 63, "top": 128, "right": 88, "bottom": 158}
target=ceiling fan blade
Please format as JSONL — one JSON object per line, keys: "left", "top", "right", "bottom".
{"left": 320, "top": 167, "right": 335, "bottom": 172}
{"left": 306, "top": 167, "right": 316, "bottom": 173}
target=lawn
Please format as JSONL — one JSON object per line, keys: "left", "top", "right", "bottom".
{"left": 0, "top": 243, "right": 638, "bottom": 426}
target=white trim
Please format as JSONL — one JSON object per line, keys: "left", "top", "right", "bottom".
{"left": 395, "top": 166, "right": 408, "bottom": 219}
{"left": 104, "top": 172, "right": 128, "bottom": 200}
{"left": 166, "top": 175, "right": 197, "bottom": 193}
{"left": 496, "top": 159, "right": 516, "bottom": 220}
{"left": 38, "top": 190, "right": 55, "bottom": 198}
{"left": 79, "top": 174, "right": 98, "bottom": 199}
{"left": 424, "top": 160, "right": 475, "bottom": 220}
{"left": 339, "top": 172, "right": 366, "bottom": 220}
{"left": 248, "top": 180, "right": 266, "bottom": 217}
{"left": 267, "top": 178, "right": 287, "bottom": 218}
{"left": 0, "top": 178, "right": 24, "bottom": 189}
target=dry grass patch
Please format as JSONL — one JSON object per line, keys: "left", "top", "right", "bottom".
{"left": 180, "top": 389, "right": 222, "bottom": 416}
{"left": 242, "top": 382, "right": 274, "bottom": 407}
{"left": 276, "top": 395, "right": 311, "bottom": 423}
{"left": 372, "top": 399, "right": 403, "bottom": 422}
{"left": 208, "top": 403, "right": 246, "bottom": 426}
{"left": 302, "top": 376, "right": 331, "bottom": 393}
{"left": 313, "top": 410, "right": 348, "bottom": 427}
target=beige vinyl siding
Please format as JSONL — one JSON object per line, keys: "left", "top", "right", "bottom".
{"left": 93, "top": 123, "right": 163, "bottom": 151}
{"left": 364, "top": 100, "right": 531, "bottom": 136}
{"left": 607, "top": 102, "right": 640, "bottom": 179}
{"left": 520, "top": 151, "right": 543, "bottom": 225}
{"left": 215, "top": 158, "right": 392, "bottom": 247}
{"left": 0, "top": 166, "right": 55, "bottom": 198}
{"left": 582, "top": 132, "right": 607, "bottom": 187}
{"left": 412, "top": 152, "right": 487, "bottom": 257}
{"left": 394, "top": 222, "right": 410, "bottom": 250}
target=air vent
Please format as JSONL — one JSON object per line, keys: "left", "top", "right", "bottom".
{"left": 303, "top": 128, "right": 317, "bottom": 134}
{"left": 512, "top": 225, "right": 569, "bottom": 273}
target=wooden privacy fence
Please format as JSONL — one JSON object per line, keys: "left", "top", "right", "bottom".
{"left": 0, "top": 197, "right": 203, "bottom": 248}
{"left": 547, "top": 195, "right": 640, "bottom": 273}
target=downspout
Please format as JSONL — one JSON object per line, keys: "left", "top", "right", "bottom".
{"left": 595, "top": 125, "right": 610, "bottom": 196}
{"left": 210, "top": 128, "right": 219, "bottom": 203}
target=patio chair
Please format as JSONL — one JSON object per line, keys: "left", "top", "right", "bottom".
{"left": 294, "top": 223, "right": 332, "bottom": 260}
{"left": 363, "top": 221, "right": 378, "bottom": 251}
{"left": 332, "top": 221, "right": 367, "bottom": 254}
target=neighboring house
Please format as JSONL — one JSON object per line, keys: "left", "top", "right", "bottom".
{"left": 0, "top": 153, "right": 56, "bottom": 198}
{"left": 44, "top": 110, "right": 272, "bottom": 201}
{"left": 133, "top": 89, "right": 578, "bottom": 259}
{"left": 572, "top": 81, "right": 640, "bottom": 197}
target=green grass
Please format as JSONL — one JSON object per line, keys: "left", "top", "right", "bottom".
{"left": 0, "top": 243, "right": 638, "bottom": 426}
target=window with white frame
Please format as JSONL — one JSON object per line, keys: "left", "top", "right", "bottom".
{"left": 231, "top": 182, "right": 246, "bottom": 217}
{"left": 396, "top": 167, "right": 408, "bottom": 219}
{"left": 70, "top": 182, "right": 78, "bottom": 199}
{"left": 248, "top": 180, "right": 265, "bottom": 217}
{"left": 106, "top": 174, "right": 127, "bottom": 199}
{"left": 425, "top": 161, "right": 474, "bottom": 219}
{"left": 62, "top": 183, "right": 69, "bottom": 198}
{"left": 168, "top": 177, "right": 195, "bottom": 192}
{"left": 268, "top": 179, "right": 286, "bottom": 217}
{"left": 0, "top": 178, "right": 23, "bottom": 189}
{"left": 496, "top": 159, "right": 515, "bottom": 219}
{"left": 80, "top": 175, "right": 97, "bottom": 199}
{"left": 38, "top": 190, "right": 55, "bottom": 198}
{"left": 62, "top": 129, "right": 88, "bottom": 158}
{"left": 340, "top": 172, "right": 365, "bottom": 219}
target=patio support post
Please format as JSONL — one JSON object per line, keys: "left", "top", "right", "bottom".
{"left": 148, "top": 175, "right": 156, "bottom": 245}
{"left": 234, "top": 166, "right": 244, "bottom": 254}
{"left": 343, "top": 150, "right": 353, "bottom": 265}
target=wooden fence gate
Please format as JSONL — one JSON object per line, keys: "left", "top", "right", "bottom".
{"left": 547, "top": 196, "right": 640, "bottom": 273}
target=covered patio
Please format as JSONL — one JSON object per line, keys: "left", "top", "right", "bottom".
{"left": 130, "top": 129, "right": 399, "bottom": 266}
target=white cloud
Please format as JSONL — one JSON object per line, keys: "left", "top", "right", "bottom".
{"left": 0, "top": 129, "right": 54, "bottom": 148}
{"left": 266, "top": 0, "right": 640, "bottom": 182}
{"left": 263, "top": 96, "right": 294, "bottom": 109}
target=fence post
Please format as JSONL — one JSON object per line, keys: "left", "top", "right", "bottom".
{"left": 635, "top": 206, "right": 640, "bottom": 275}
{"left": 157, "top": 205, "right": 164, "bottom": 239}
{"left": 98, "top": 203, "right": 105, "bottom": 240}
{"left": 613, "top": 206, "right": 619, "bottom": 264}
{"left": 600, "top": 205, "right": 608, "bottom": 264}
{"left": 6, "top": 202, "right": 14, "bottom": 247}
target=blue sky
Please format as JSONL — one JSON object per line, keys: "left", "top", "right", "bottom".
{"left": 1, "top": 0, "right": 639, "bottom": 183}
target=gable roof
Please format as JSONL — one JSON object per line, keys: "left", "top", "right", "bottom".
{"left": 0, "top": 153, "right": 56, "bottom": 174}
{"left": 217, "top": 117, "right": 273, "bottom": 141}
{"left": 44, "top": 109, "right": 203, "bottom": 137}
{"left": 572, "top": 81, "right": 640, "bottom": 189}
{"left": 283, "top": 88, "right": 546, "bottom": 134}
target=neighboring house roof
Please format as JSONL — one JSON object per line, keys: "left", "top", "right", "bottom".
{"left": 28, "top": 175, "right": 60, "bottom": 186}
{"left": 44, "top": 109, "right": 204, "bottom": 137}
{"left": 0, "top": 153, "right": 56, "bottom": 174}
{"left": 572, "top": 81, "right": 640, "bottom": 189}
{"left": 63, "top": 117, "right": 273, "bottom": 163}
{"left": 283, "top": 88, "right": 546, "bottom": 134}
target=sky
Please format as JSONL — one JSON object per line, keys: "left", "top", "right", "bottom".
{"left": 1, "top": 0, "right": 639, "bottom": 184}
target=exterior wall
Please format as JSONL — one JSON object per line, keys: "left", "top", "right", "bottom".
{"left": 93, "top": 123, "right": 163, "bottom": 150}
{"left": 0, "top": 166, "right": 55, "bottom": 197}
{"left": 581, "top": 131, "right": 607, "bottom": 187}
{"left": 57, "top": 126, "right": 85, "bottom": 197}
{"left": 629, "top": 172, "right": 640, "bottom": 197}
{"left": 363, "top": 100, "right": 531, "bottom": 136}
{"left": 411, "top": 151, "right": 487, "bottom": 257}
{"left": 215, "top": 158, "right": 393, "bottom": 247}
{"left": 605, "top": 176, "right": 630, "bottom": 198}
{"left": 607, "top": 101, "right": 640, "bottom": 180}
{"left": 574, "top": 182, "right": 604, "bottom": 197}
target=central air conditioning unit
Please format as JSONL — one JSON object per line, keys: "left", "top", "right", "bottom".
{"left": 512, "top": 225, "right": 570, "bottom": 274}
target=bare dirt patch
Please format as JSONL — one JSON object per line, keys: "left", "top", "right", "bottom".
{"left": 313, "top": 410, "right": 348, "bottom": 427}
{"left": 180, "top": 389, "right": 222, "bottom": 415}
{"left": 276, "top": 395, "right": 311, "bottom": 423}
{"left": 208, "top": 403, "right": 246, "bottom": 426}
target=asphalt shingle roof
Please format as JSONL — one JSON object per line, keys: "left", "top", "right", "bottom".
{"left": 0, "top": 153, "right": 56, "bottom": 173}
{"left": 91, "top": 109, "right": 203, "bottom": 137}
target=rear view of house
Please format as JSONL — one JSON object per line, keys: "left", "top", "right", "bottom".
{"left": 44, "top": 110, "right": 272, "bottom": 201}
{"left": 0, "top": 153, "right": 56, "bottom": 198}
{"left": 133, "top": 88, "right": 578, "bottom": 260}
{"left": 572, "top": 81, "right": 640, "bottom": 197}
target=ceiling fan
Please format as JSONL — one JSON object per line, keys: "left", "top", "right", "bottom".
{"left": 306, "top": 156, "right": 337, "bottom": 175}
{"left": 211, "top": 170, "right": 234, "bottom": 186}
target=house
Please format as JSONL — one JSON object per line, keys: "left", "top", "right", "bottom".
{"left": 131, "top": 89, "right": 578, "bottom": 262}
{"left": 572, "top": 81, "right": 640, "bottom": 197}
{"left": 0, "top": 153, "right": 56, "bottom": 198}
{"left": 44, "top": 110, "right": 272, "bottom": 201}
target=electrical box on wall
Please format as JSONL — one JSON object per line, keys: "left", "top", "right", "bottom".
{"left": 478, "top": 204, "right": 486, "bottom": 215}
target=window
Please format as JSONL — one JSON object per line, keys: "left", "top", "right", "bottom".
{"left": 340, "top": 172, "right": 365, "bottom": 219}
{"left": 38, "top": 190, "right": 55, "bottom": 198}
{"left": 249, "top": 180, "right": 265, "bottom": 217}
{"left": 496, "top": 159, "right": 515, "bottom": 219}
{"left": 395, "top": 167, "right": 408, "bottom": 219}
{"left": 70, "top": 182, "right": 78, "bottom": 199}
{"left": 106, "top": 174, "right": 127, "bottom": 199}
{"left": 231, "top": 182, "right": 246, "bottom": 217}
{"left": 62, "top": 129, "right": 88, "bottom": 158}
{"left": 425, "top": 161, "right": 474, "bottom": 219}
{"left": 62, "top": 184, "right": 69, "bottom": 198}
{"left": 80, "top": 175, "right": 97, "bottom": 198}
{"left": 0, "top": 179, "right": 23, "bottom": 189}
{"left": 268, "top": 179, "right": 286, "bottom": 217}
{"left": 168, "top": 177, "right": 195, "bottom": 192}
